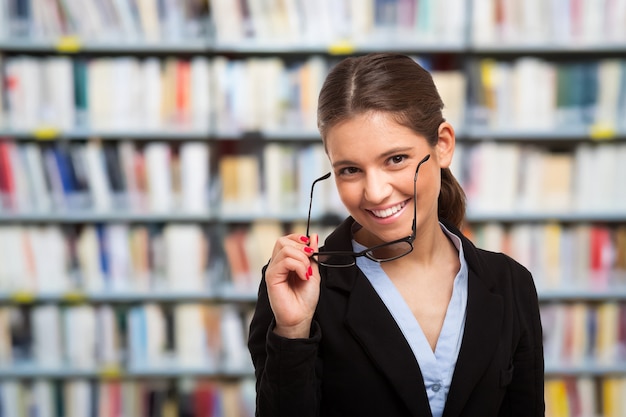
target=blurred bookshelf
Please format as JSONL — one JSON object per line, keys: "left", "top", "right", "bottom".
{"left": 0, "top": 0, "right": 625, "bottom": 416}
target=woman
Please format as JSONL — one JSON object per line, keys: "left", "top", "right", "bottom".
{"left": 248, "top": 53, "right": 545, "bottom": 417}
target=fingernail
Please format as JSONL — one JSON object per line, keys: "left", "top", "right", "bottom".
{"left": 308, "top": 266, "right": 313, "bottom": 276}
{"left": 304, "top": 246, "right": 314, "bottom": 254}
{"left": 299, "top": 235, "right": 310, "bottom": 243}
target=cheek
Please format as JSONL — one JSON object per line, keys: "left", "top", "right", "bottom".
{"left": 336, "top": 182, "right": 361, "bottom": 208}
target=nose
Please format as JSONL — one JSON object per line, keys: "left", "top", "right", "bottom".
{"left": 363, "top": 172, "right": 393, "bottom": 204}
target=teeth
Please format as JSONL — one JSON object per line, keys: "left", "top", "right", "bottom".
{"left": 371, "top": 202, "right": 406, "bottom": 218}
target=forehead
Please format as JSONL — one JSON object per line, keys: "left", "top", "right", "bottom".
{"left": 325, "top": 112, "right": 427, "bottom": 162}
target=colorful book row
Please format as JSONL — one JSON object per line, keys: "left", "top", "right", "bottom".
{"left": 0, "top": 378, "right": 254, "bottom": 417}
{"left": 0, "top": 303, "right": 251, "bottom": 373}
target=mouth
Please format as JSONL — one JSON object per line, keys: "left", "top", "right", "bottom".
{"left": 368, "top": 200, "right": 410, "bottom": 219}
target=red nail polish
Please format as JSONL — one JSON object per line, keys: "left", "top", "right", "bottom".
{"left": 299, "top": 235, "right": 310, "bottom": 243}
{"left": 308, "top": 266, "right": 313, "bottom": 276}
{"left": 304, "top": 246, "right": 314, "bottom": 254}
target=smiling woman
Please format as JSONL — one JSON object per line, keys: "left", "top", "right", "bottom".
{"left": 248, "top": 53, "right": 545, "bottom": 417}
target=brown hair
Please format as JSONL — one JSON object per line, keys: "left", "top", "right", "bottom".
{"left": 317, "top": 53, "right": 466, "bottom": 228}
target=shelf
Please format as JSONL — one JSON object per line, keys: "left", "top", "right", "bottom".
{"left": 0, "top": 128, "right": 211, "bottom": 141}
{"left": 0, "top": 362, "right": 254, "bottom": 379}
{"left": 469, "top": 43, "right": 626, "bottom": 56}
{"left": 538, "top": 289, "right": 626, "bottom": 302}
{"left": 463, "top": 126, "right": 626, "bottom": 142}
{"left": 0, "top": 39, "right": 210, "bottom": 54}
{"left": 212, "top": 40, "right": 467, "bottom": 56}
{"left": 545, "top": 362, "right": 626, "bottom": 377}
{"left": 465, "top": 211, "right": 626, "bottom": 223}
{"left": 0, "top": 290, "right": 257, "bottom": 305}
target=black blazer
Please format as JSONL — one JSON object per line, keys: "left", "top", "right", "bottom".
{"left": 248, "top": 217, "right": 545, "bottom": 417}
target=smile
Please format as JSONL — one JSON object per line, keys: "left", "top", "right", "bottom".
{"left": 369, "top": 201, "right": 408, "bottom": 219}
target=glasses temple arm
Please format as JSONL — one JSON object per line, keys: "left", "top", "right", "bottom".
{"left": 306, "top": 172, "right": 332, "bottom": 237}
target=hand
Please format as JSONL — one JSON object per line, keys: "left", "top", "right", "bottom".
{"left": 264, "top": 233, "right": 320, "bottom": 339}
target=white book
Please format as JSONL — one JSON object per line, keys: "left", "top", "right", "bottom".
{"left": 136, "top": 0, "right": 161, "bottom": 41}
{"left": 300, "top": 0, "right": 333, "bottom": 44}
{"left": 111, "top": 0, "right": 140, "bottom": 40}
{"left": 109, "top": 57, "right": 140, "bottom": 130}
{"left": 7, "top": 57, "right": 42, "bottom": 130}
{"left": 144, "top": 142, "right": 172, "bottom": 212}
{"left": 549, "top": 0, "right": 571, "bottom": 43}
{"left": 263, "top": 143, "right": 294, "bottom": 214}
{"left": 0, "top": 1, "right": 5, "bottom": 40}
{"left": 573, "top": 144, "right": 594, "bottom": 211}
{"left": 257, "top": 58, "right": 284, "bottom": 131}
{"left": 0, "top": 55, "right": 3, "bottom": 129}
{"left": 580, "top": 0, "right": 603, "bottom": 44}
{"left": 174, "top": 303, "right": 206, "bottom": 366}
{"left": 87, "top": 59, "right": 113, "bottom": 130}
{"left": 209, "top": 0, "right": 244, "bottom": 43}
{"left": 1, "top": 226, "right": 31, "bottom": 291}
{"left": 65, "top": 305, "right": 97, "bottom": 369}
{"left": 575, "top": 377, "right": 597, "bottom": 417}
{"left": 76, "top": 225, "right": 105, "bottom": 292}
{"left": 64, "top": 380, "right": 92, "bottom": 417}
{"left": 143, "top": 303, "right": 166, "bottom": 364}
{"left": 81, "top": 0, "right": 106, "bottom": 39}
{"left": 106, "top": 224, "right": 131, "bottom": 291}
{"left": 96, "top": 305, "right": 119, "bottom": 366}
{"left": 589, "top": 145, "right": 616, "bottom": 212}
{"left": 283, "top": 0, "right": 305, "bottom": 40}
{"left": 519, "top": 0, "right": 548, "bottom": 43}
{"left": 349, "top": 0, "right": 374, "bottom": 41}
{"left": 180, "top": 141, "right": 209, "bottom": 213}
{"left": 432, "top": 70, "right": 466, "bottom": 130}
{"left": 140, "top": 57, "right": 163, "bottom": 130}
{"left": 165, "top": 224, "right": 205, "bottom": 291}
{"left": 0, "top": 381, "right": 21, "bottom": 417}
{"left": 211, "top": 57, "right": 231, "bottom": 132}
{"left": 118, "top": 141, "right": 141, "bottom": 210}
{"left": 607, "top": 0, "right": 626, "bottom": 42}
{"left": 32, "top": 379, "right": 56, "bottom": 417}
{"left": 31, "top": 304, "right": 62, "bottom": 366}
{"left": 614, "top": 145, "right": 626, "bottom": 210}
{"left": 512, "top": 58, "right": 554, "bottom": 129}
{"left": 221, "top": 306, "right": 248, "bottom": 370}
{"left": 84, "top": 140, "right": 113, "bottom": 211}
{"left": 22, "top": 144, "right": 52, "bottom": 212}
{"left": 190, "top": 56, "right": 210, "bottom": 130}
{"left": 0, "top": 308, "right": 12, "bottom": 365}
{"left": 43, "top": 57, "right": 75, "bottom": 130}
{"left": 471, "top": 0, "right": 496, "bottom": 44}
{"left": 594, "top": 59, "right": 621, "bottom": 128}
{"left": 10, "top": 144, "right": 32, "bottom": 212}
{"left": 245, "top": 220, "right": 283, "bottom": 289}
{"left": 247, "top": 0, "right": 270, "bottom": 41}
{"left": 517, "top": 147, "right": 544, "bottom": 212}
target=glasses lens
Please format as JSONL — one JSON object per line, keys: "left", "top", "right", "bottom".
{"left": 315, "top": 253, "right": 356, "bottom": 267}
{"left": 366, "top": 241, "right": 413, "bottom": 262}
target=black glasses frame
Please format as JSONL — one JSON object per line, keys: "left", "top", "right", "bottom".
{"left": 305, "top": 154, "right": 431, "bottom": 267}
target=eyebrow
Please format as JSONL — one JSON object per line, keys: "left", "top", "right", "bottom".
{"left": 331, "top": 146, "right": 415, "bottom": 168}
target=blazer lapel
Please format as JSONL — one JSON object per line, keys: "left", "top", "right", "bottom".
{"left": 331, "top": 266, "right": 433, "bottom": 417}
{"left": 442, "top": 233, "right": 504, "bottom": 417}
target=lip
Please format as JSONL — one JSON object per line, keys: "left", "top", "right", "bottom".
{"left": 365, "top": 198, "right": 411, "bottom": 224}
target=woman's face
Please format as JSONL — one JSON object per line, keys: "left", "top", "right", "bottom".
{"left": 325, "top": 111, "right": 451, "bottom": 247}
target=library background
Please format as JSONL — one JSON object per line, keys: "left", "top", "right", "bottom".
{"left": 0, "top": 0, "right": 625, "bottom": 416}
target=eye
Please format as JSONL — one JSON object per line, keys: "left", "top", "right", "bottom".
{"left": 388, "top": 154, "right": 408, "bottom": 165}
{"left": 337, "top": 166, "right": 360, "bottom": 176}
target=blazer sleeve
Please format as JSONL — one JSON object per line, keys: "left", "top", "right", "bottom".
{"left": 247, "top": 265, "right": 322, "bottom": 417}
{"left": 499, "top": 256, "right": 545, "bottom": 417}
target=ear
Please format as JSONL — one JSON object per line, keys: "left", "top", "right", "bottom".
{"left": 435, "top": 122, "right": 455, "bottom": 169}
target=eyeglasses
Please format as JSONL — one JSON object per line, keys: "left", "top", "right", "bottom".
{"left": 305, "top": 154, "right": 431, "bottom": 267}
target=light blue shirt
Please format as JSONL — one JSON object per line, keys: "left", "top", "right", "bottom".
{"left": 353, "top": 223, "right": 468, "bottom": 417}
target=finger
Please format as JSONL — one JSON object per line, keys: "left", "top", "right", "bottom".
{"left": 309, "top": 233, "right": 320, "bottom": 277}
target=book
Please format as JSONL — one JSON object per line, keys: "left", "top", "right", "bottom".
{"left": 179, "top": 141, "right": 209, "bottom": 213}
